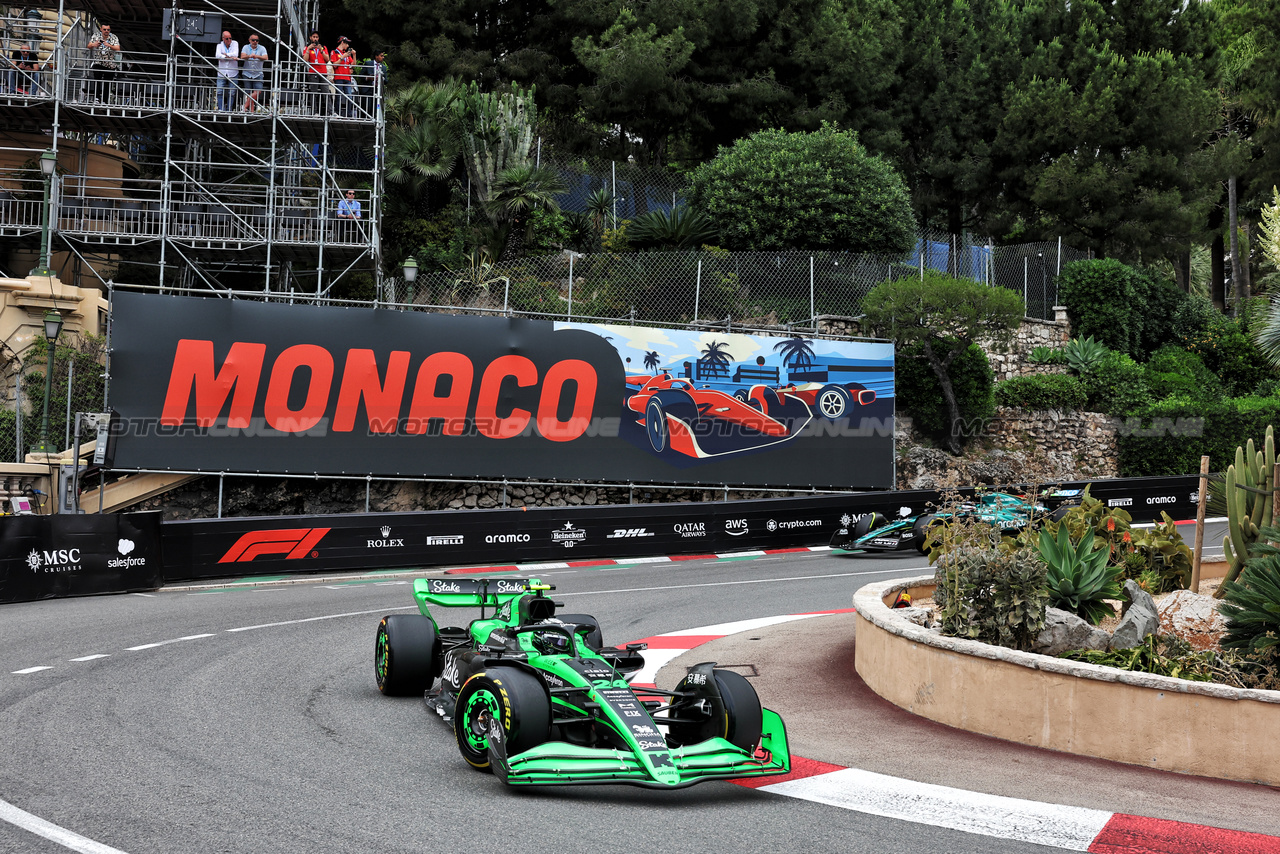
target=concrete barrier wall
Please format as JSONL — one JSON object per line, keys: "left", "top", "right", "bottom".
{"left": 852, "top": 575, "right": 1280, "bottom": 787}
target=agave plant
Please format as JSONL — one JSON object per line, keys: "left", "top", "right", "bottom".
{"left": 1219, "top": 526, "right": 1280, "bottom": 662}
{"left": 1028, "top": 345, "right": 1063, "bottom": 365}
{"left": 1037, "top": 525, "right": 1125, "bottom": 624}
{"left": 1061, "top": 335, "right": 1109, "bottom": 373}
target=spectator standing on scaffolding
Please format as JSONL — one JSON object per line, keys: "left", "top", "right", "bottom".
{"left": 215, "top": 31, "right": 240, "bottom": 111}
{"left": 85, "top": 23, "right": 121, "bottom": 103}
{"left": 357, "top": 49, "right": 386, "bottom": 109}
{"left": 302, "top": 30, "right": 329, "bottom": 115}
{"left": 330, "top": 37, "right": 356, "bottom": 116}
{"left": 240, "top": 33, "right": 268, "bottom": 111}
{"left": 9, "top": 46, "right": 39, "bottom": 95}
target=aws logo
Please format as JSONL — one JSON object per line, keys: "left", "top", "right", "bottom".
{"left": 218, "top": 528, "right": 330, "bottom": 563}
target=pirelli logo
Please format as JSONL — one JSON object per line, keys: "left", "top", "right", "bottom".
{"left": 218, "top": 528, "right": 330, "bottom": 563}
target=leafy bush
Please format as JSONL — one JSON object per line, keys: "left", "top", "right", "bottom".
{"left": 1219, "top": 528, "right": 1280, "bottom": 669}
{"left": 1123, "top": 514, "right": 1192, "bottom": 592}
{"left": 1143, "top": 345, "right": 1222, "bottom": 404}
{"left": 1131, "top": 271, "right": 1192, "bottom": 359}
{"left": 1037, "top": 525, "right": 1125, "bottom": 624}
{"left": 1078, "top": 350, "right": 1152, "bottom": 415}
{"left": 688, "top": 124, "right": 916, "bottom": 254}
{"left": 1116, "top": 396, "right": 1280, "bottom": 477}
{"left": 932, "top": 548, "right": 1049, "bottom": 650}
{"left": 1057, "top": 259, "right": 1146, "bottom": 355}
{"left": 994, "top": 374, "right": 1087, "bottom": 410}
{"left": 896, "top": 342, "right": 994, "bottom": 444}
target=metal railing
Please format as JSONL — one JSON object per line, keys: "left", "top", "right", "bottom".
{"left": 42, "top": 175, "right": 373, "bottom": 247}
{"left": 55, "top": 49, "right": 380, "bottom": 121}
{"left": 0, "top": 172, "right": 45, "bottom": 234}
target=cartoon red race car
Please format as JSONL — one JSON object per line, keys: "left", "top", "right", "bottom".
{"left": 624, "top": 374, "right": 810, "bottom": 457}
{"left": 772, "top": 381, "right": 876, "bottom": 420}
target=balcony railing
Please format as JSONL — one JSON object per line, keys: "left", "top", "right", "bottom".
{"left": 0, "top": 175, "right": 46, "bottom": 233}
{"left": 51, "top": 177, "right": 373, "bottom": 247}
{"left": 57, "top": 49, "right": 380, "bottom": 121}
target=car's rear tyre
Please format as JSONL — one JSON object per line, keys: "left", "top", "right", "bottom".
{"left": 375, "top": 614, "right": 438, "bottom": 696}
{"left": 853, "top": 512, "right": 885, "bottom": 539}
{"left": 454, "top": 669, "right": 551, "bottom": 771}
{"left": 816, "top": 384, "right": 852, "bottom": 420}
{"left": 668, "top": 670, "right": 764, "bottom": 753}
{"left": 555, "top": 613, "right": 603, "bottom": 651}
{"left": 912, "top": 514, "right": 940, "bottom": 554}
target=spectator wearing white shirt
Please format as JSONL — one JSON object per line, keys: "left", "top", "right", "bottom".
{"left": 214, "top": 31, "right": 239, "bottom": 111}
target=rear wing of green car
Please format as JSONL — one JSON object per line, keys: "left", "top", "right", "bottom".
{"left": 413, "top": 577, "right": 538, "bottom": 612}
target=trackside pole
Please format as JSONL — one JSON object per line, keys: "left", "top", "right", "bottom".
{"left": 1191, "top": 455, "right": 1208, "bottom": 592}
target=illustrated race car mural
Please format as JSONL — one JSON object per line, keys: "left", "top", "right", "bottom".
{"left": 624, "top": 373, "right": 875, "bottom": 458}
{"left": 375, "top": 577, "right": 791, "bottom": 788}
{"left": 829, "top": 491, "right": 1069, "bottom": 554}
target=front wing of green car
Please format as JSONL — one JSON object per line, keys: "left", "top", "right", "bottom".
{"left": 486, "top": 708, "right": 791, "bottom": 788}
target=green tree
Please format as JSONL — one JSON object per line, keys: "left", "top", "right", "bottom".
{"left": 861, "top": 272, "right": 1023, "bottom": 453}
{"left": 688, "top": 125, "right": 916, "bottom": 253}
{"left": 994, "top": 0, "right": 1219, "bottom": 260}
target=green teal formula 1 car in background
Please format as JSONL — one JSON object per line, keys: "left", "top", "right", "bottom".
{"left": 374, "top": 577, "right": 790, "bottom": 788}
{"left": 830, "top": 490, "right": 1073, "bottom": 554}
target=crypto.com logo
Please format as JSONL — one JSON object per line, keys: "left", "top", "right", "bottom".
{"left": 218, "top": 528, "right": 330, "bottom": 563}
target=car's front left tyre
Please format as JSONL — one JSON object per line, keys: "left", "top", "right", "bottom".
{"left": 454, "top": 668, "right": 551, "bottom": 771}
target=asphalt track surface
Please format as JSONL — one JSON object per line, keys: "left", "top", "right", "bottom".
{"left": 1, "top": 523, "right": 1269, "bottom": 854}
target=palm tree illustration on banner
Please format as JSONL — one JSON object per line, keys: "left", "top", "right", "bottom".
{"left": 644, "top": 351, "right": 661, "bottom": 372}
{"left": 773, "top": 335, "right": 815, "bottom": 370}
{"left": 698, "top": 340, "right": 733, "bottom": 377}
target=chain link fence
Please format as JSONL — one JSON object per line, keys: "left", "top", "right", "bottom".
{"left": 0, "top": 334, "right": 107, "bottom": 464}
{"left": 381, "top": 232, "right": 1087, "bottom": 329}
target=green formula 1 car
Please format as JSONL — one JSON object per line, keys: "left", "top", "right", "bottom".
{"left": 374, "top": 577, "right": 790, "bottom": 788}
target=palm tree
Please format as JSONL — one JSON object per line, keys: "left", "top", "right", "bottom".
{"left": 698, "top": 340, "right": 733, "bottom": 377}
{"left": 644, "top": 351, "right": 661, "bottom": 371}
{"left": 491, "top": 164, "right": 569, "bottom": 260}
{"left": 773, "top": 336, "right": 816, "bottom": 369}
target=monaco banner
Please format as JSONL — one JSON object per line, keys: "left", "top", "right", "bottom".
{"left": 108, "top": 292, "right": 896, "bottom": 489}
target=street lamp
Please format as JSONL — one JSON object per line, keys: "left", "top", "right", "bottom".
{"left": 29, "top": 149, "right": 57, "bottom": 278}
{"left": 402, "top": 256, "right": 418, "bottom": 301}
{"left": 33, "top": 308, "right": 63, "bottom": 456}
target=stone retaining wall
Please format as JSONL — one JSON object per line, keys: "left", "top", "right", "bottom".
{"left": 852, "top": 576, "right": 1280, "bottom": 787}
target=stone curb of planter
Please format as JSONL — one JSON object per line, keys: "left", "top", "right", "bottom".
{"left": 853, "top": 576, "right": 1280, "bottom": 704}
{"left": 852, "top": 576, "right": 1280, "bottom": 787}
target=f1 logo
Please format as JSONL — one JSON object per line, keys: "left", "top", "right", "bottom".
{"left": 218, "top": 528, "right": 330, "bottom": 563}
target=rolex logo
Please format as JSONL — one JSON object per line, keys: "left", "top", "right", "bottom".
{"left": 380, "top": 526, "right": 391, "bottom": 538}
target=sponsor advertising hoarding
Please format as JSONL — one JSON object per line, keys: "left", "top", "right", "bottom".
{"left": 108, "top": 293, "right": 895, "bottom": 489}
{"left": 0, "top": 512, "right": 163, "bottom": 604}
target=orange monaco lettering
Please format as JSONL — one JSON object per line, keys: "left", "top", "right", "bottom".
{"left": 537, "top": 360, "right": 596, "bottom": 442}
{"left": 263, "top": 344, "right": 334, "bottom": 432}
{"left": 334, "top": 349, "right": 411, "bottom": 433}
{"left": 474, "top": 355, "right": 536, "bottom": 439}
{"left": 161, "top": 339, "right": 266, "bottom": 428}
{"left": 405, "top": 352, "right": 474, "bottom": 435}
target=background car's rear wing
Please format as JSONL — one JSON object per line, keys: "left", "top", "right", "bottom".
{"left": 413, "top": 577, "right": 536, "bottom": 612}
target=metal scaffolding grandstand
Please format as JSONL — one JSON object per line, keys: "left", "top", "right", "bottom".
{"left": 0, "top": 0, "right": 383, "bottom": 295}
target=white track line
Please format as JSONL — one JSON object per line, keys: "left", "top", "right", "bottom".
{"left": 125, "top": 634, "right": 214, "bottom": 651}
{"left": 11, "top": 666, "right": 53, "bottom": 674}
{"left": 761, "top": 767, "right": 1112, "bottom": 851}
{"left": 0, "top": 797, "right": 128, "bottom": 854}
{"left": 69, "top": 655, "right": 111, "bottom": 662}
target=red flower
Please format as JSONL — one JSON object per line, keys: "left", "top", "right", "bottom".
{"left": 1106, "top": 517, "right": 1116, "bottom": 532}
{"left": 1122, "top": 531, "right": 1131, "bottom": 543}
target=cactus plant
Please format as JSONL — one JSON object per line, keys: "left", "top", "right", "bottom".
{"left": 1219, "top": 525, "right": 1280, "bottom": 667}
{"left": 1217, "top": 426, "right": 1276, "bottom": 599}
{"left": 1038, "top": 525, "right": 1125, "bottom": 624}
